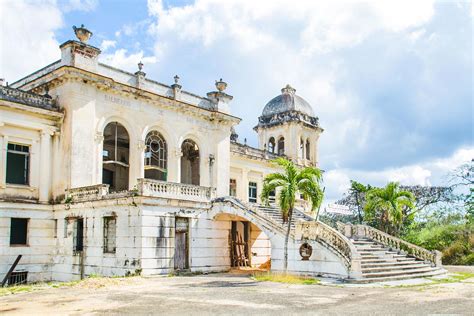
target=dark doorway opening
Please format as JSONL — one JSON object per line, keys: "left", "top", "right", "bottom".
{"left": 174, "top": 217, "right": 189, "bottom": 270}
{"left": 230, "top": 221, "right": 250, "bottom": 267}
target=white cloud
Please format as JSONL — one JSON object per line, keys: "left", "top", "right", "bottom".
{"left": 100, "top": 40, "right": 117, "bottom": 52}
{"left": 324, "top": 147, "right": 474, "bottom": 201}
{"left": 0, "top": 0, "right": 63, "bottom": 82}
{"left": 100, "top": 49, "right": 157, "bottom": 72}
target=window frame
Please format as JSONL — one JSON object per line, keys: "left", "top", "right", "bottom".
{"left": 6, "top": 143, "right": 30, "bottom": 186}
{"left": 248, "top": 181, "right": 258, "bottom": 203}
{"left": 103, "top": 216, "right": 117, "bottom": 254}
{"left": 10, "top": 218, "right": 29, "bottom": 247}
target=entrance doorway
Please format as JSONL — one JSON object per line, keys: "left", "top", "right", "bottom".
{"left": 230, "top": 221, "right": 250, "bottom": 267}
{"left": 174, "top": 217, "right": 189, "bottom": 270}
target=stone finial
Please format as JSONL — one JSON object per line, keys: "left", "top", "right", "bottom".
{"left": 174, "top": 75, "right": 180, "bottom": 84}
{"left": 281, "top": 84, "right": 296, "bottom": 95}
{"left": 73, "top": 24, "right": 93, "bottom": 43}
{"left": 138, "top": 61, "right": 144, "bottom": 71}
{"left": 171, "top": 75, "right": 182, "bottom": 100}
{"left": 215, "top": 78, "right": 227, "bottom": 92}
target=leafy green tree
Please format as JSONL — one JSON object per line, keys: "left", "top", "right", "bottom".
{"left": 261, "top": 157, "right": 324, "bottom": 272}
{"left": 364, "top": 182, "right": 416, "bottom": 235}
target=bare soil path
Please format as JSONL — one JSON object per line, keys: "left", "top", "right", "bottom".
{"left": 0, "top": 270, "right": 473, "bottom": 315}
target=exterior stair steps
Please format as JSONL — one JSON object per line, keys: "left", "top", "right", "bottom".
{"left": 347, "top": 237, "right": 447, "bottom": 283}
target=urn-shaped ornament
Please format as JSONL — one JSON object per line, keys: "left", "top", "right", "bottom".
{"left": 73, "top": 24, "right": 92, "bottom": 43}
{"left": 215, "top": 78, "right": 227, "bottom": 92}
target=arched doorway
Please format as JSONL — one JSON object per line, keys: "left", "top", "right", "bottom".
{"left": 268, "top": 137, "right": 275, "bottom": 153}
{"left": 181, "top": 139, "right": 200, "bottom": 185}
{"left": 277, "top": 137, "right": 285, "bottom": 155}
{"left": 102, "top": 122, "right": 130, "bottom": 192}
{"left": 144, "top": 131, "right": 167, "bottom": 181}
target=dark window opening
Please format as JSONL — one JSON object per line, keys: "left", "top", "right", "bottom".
{"left": 6, "top": 143, "right": 30, "bottom": 185}
{"left": 248, "top": 182, "right": 257, "bottom": 203}
{"left": 306, "top": 140, "right": 311, "bottom": 160}
{"left": 180, "top": 139, "right": 200, "bottom": 185}
{"left": 277, "top": 137, "right": 285, "bottom": 155}
{"left": 144, "top": 131, "right": 167, "bottom": 181}
{"left": 73, "top": 218, "right": 84, "bottom": 252}
{"left": 10, "top": 218, "right": 28, "bottom": 246}
{"left": 102, "top": 122, "right": 130, "bottom": 192}
{"left": 7, "top": 271, "right": 28, "bottom": 286}
{"left": 299, "top": 138, "right": 304, "bottom": 159}
{"left": 269, "top": 189, "right": 276, "bottom": 204}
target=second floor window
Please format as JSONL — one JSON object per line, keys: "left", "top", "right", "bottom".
{"left": 248, "top": 182, "right": 257, "bottom": 203}
{"left": 6, "top": 143, "right": 30, "bottom": 185}
{"left": 144, "top": 131, "right": 167, "bottom": 181}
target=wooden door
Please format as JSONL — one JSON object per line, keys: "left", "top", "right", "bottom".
{"left": 174, "top": 217, "right": 189, "bottom": 270}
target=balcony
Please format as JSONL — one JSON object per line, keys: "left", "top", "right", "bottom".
{"left": 65, "top": 179, "right": 216, "bottom": 203}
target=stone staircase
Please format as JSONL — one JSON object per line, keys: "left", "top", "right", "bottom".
{"left": 255, "top": 204, "right": 313, "bottom": 229}
{"left": 349, "top": 237, "right": 446, "bottom": 283}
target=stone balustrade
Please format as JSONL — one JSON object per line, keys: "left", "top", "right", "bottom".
{"left": 65, "top": 184, "right": 110, "bottom": 202}
{"left": 65, "top": 180, "right": 216, "bottom": 203}
{"left": 295, "top": 221, "right": 362, "bottom": 278}
{"left": 0, "top": 85, "right": 57, "bottom": 110}
{"left": 136, "top": 178, "right": 216, "bottom": 202}
{"left": 338, "top": 223, "right": 442, "bottom": 267}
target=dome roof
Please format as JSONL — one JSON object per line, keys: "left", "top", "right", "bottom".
{"left": 261, "top": 84, "right": 315, "bottom": 117}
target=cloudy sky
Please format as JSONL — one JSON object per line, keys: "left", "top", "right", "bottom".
{"left": 1, "top": 0, "right": 472, "bottom": 201}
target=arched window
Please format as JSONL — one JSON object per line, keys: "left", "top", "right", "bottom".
{"left": 305, "top": 139, "right": 310, "bottom": 160}
{"left": 144, "top": 131, "right": 167, "bottom": 181}
{"left": 299, "top": 138, "right": 304, "bottom": 159}
{"left": 277, "top": 137, "right": 285, "bottom": 155}
{"left": 102, "top": 122, "right": 129, "bottom": 192}
{"left": 181, "top": 139, "right": 200, "bottom": 185}
{"left": 268, "top": 137, "right": 275, "bottom": 153}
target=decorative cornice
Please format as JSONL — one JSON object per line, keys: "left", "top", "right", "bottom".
{"left": 254, "top": 110, "right": 323, "bottom": 132}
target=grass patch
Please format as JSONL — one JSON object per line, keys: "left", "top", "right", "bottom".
{"left": 252, "top": 272, "right": 320, "bottom": 285}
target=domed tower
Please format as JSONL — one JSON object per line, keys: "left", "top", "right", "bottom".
{"left": 254, "top": 84, "right": 323, "bottom": 166}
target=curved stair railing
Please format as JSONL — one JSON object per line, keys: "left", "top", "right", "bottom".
{"left": 296, "top": 221, "right": 362, "bottom": 278}
{"left": 338, "top": 223, "right": 442, "bottom": 267}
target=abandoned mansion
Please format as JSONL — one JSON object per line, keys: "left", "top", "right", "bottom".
{"left": 0, "top": 26, "right": 445, "bottom": 284}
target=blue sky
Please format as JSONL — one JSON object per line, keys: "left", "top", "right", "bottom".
{"left": 1, "top": 0, "right": 472, "bottom": 201}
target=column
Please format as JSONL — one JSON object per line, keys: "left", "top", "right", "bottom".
{"left": 39, "top": 130, "right": 52, "bottom": 203}
{"left": 240, "top": 168, "right": 249, "bottom": 202}
{"left": 168, "top": 147, "right": 182, "bottom": 183}
{"left": 137, "top": 140, "right": 146, "bottom": 182}
{"left": 94, "top": 131, "right": 104, "bottom": 185}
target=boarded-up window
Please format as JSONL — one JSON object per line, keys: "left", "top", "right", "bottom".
{"left": 229, "top": 179, "right": 237, "bottom": 197}
{"left": 248, "top": 182, "right": 257, "bottom": 203}
{"left": 10, "top": 218, "right": 28, "bottom": 245}
{"left": 103, "top": 217, "right": 116, "bottom": 253}
{"left": 73, "top": 218, "right": 84, "bottom": 252}
{"left": 6, "top": 143, "right": 30, "bottom": 185}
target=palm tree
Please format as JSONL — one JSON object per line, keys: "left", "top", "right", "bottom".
{"left": 364, "top": 182, "right": 416, "bottom": 235}
{"left": 261, "top": 158, "right": 324, "bottom": 272}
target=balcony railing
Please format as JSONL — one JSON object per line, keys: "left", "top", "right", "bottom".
{"left": 136, "top": 178, "right": 216, "bottom": 202}
{"left": 65, "top": 179, "right": 216, "bottom": 203}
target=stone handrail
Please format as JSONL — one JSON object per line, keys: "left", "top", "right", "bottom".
{"left": 344, "top": 223, "right": 442, "bottom": 267}
{"left": 66, "top": 184, "right": 109, "bottom": 202}
{"left": 137, "top": 178, "right": 216, "bottom": 202}
{"left": 0, "top": 85, "right": 57, "bottom": 110}
{"left": 296, "top": 221, "right": 362, "bottom": 277}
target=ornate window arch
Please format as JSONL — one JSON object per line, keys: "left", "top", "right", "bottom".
{"left": 278, "top": 137, "right": 285, "bottom": 155}
{"left": 102, "top": 122, "right": 130, "bottom": 191}
{"left": 268, "top": 137, "right": 276, "bottom": 153}
{"left": 144, "top": 131, "right": 167, "bottom": 181}
{"left": 181, "top": 139, "right": 200, "bottom": 185}
{"left": 305, "top": 139, "right": 311, "bottom": 160}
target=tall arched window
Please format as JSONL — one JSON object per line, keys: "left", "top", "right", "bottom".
{"left": 277, "top": 137, "right": 285, "bottom": 155}
{"left": 102, "top": 122, "right": 130, "bottom": 192}
{"left": 181, "top": 139, "right": 200, "bottom": 185}
{"left": 268, "top": 137, "right": 275, "bottom": 153}
{"left": 305, "top": 139, "right": 311, "bottom": 160}
{"left": 144, "top": 131, "right": 167, "bottom": 181}
{"left": 299, "top": 138, "right": 304, "bottom": 159}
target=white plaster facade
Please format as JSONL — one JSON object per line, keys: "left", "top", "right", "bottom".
{"left": 1, "top": 28, "right": 353, "bottom": 284}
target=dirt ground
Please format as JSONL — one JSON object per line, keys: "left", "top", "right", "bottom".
{"left": 0, "top": 267, "right": 473, "bottom": 315}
